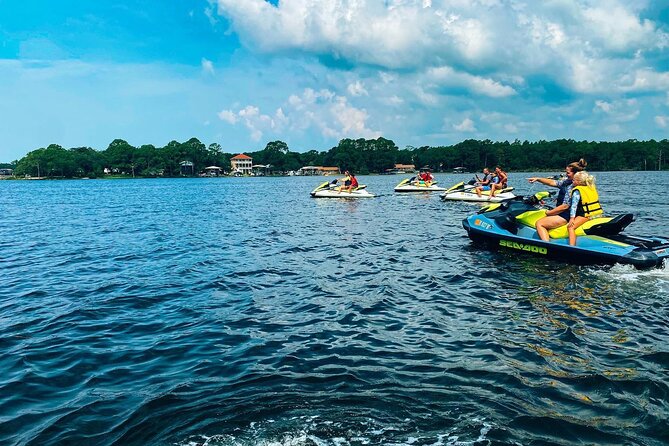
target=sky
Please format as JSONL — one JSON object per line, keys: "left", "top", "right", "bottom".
{"left": 1, "top": 0, "right": 669, "bottom": 162}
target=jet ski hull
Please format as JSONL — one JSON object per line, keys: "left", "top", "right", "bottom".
{"left": 310, "top": 189, "right": 375, "bottom": 198}
{"left": 394, "top": 184, "right": 446, "bottom": 192}
{"left": 310, "top": 181, "right": 375, "bottom": 198}
{"left": 394, "top": 178, "right": 445, "bottom": 192}
{"left": 440, "top": 183, "right": 516, "bottom": 202}
{"left": 441, "top": 191, "right": 516, "bottom": 202}
{"left": 462, "top": 198, "right": 669, "bottom": 269}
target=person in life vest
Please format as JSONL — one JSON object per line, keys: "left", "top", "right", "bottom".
{"left": 488, "top": 166, "right": 508, "bottom": 199}
{"left": 339, "top": 170, "right": 358, "bottom": 193}
{"left": 418, "top": 170, "right": 434, "bottom": 187}
{"left": 474, "top": 167, "right": 493, "bottom": 195}
{"left": 528, "top": 159, "right": 587, "bottom": 242}
{"left": 567, "top": 170, "right": 603, "bottom": 246}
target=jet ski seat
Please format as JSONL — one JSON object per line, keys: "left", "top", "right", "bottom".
{"left": 511, "top": 210, "right": 632, "bottom": 239}
{"left": 583, "top": 213, "right": 634, "bottom": 236}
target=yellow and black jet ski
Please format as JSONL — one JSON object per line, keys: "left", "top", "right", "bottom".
{"left": 462, "top": 192, "right": 669, "bottom": 269}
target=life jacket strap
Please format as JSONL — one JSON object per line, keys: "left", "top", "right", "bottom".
{"left": 583, "top": 200, "right": 603, "bottom": 217}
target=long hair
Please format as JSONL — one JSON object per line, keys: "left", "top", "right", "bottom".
{"left": 574, "top": 170, "right": 595, "bottom": 187}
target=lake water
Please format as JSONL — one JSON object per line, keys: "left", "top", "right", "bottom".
{"left": 1, "top": 172, "right": 668, "bottom": 446}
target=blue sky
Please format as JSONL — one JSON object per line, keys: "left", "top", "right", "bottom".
{"left": 1, "top": 0, "right": 669, "bottom": 162}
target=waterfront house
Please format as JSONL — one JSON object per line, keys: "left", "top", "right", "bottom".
{"left": 231, "top": 154, "right": 253, "bottom": 175}
{"left": 204, "top": 166, "right": 223, "bottom": 177}
{"left": 297, "top": 166, "right": 340, "bottom": 176}
{"left": 0, "top": 168, "right": 13, "bottom": 176}
{"left": 394, "top": 164, "right": 415, "bottom": 173}
{"left": 252, "top": 164, "right": 271, "bottom": 176}
{"left": 320, "top": 167, "right": 340, "bottom": 176}
{"left": 298, "top": 166, "right": 320, "bottom": 175}
{"left": 180, "top": 161, "right": 194, "bottom": 175}
{"left": 384, "top": 163, "right": 416, "bottom": 174}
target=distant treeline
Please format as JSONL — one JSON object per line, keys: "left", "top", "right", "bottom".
{"left": 6, "top": 137, "right": 668, "bottom": 178}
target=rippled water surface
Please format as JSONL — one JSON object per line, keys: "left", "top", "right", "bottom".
{"left": 1, "top": 172, "right": 669, "bottom": 446}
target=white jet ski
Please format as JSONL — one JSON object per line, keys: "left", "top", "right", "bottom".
{"left": 310, "top": 180, "right": 375, "bottom": 198}
{"left": 440, "top": 181, "right": 516, "bottom": 203}
{"left": 394, "top": 177, "right": 446, "bottom": 192}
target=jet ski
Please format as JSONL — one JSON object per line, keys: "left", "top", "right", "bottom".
{"left": 394, "top": 177, "right": 446, "bottom": 192}
{"left": 462, "top": 192, "right": 669, "bottom": 269}
{"left": 440, "top": 181, "right": 516, "bottom": 202}
{"left": 310, "top": 179, "right": 375, "bottom": 198}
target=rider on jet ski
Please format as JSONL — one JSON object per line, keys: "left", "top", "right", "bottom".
{"left": 527, "top": 159, "right": 587, "bottom": 242}
{"left": 567, "top": 171, "right": 603, "bottom": 245}
{"left": 339, "top": 170, "right": 358, "bottom": 193}
{"left": 489, "top": 166, "right": 508, "bottom": 199}
{"left": 474, "top": 168, "right": 494, "bottom": 197}
{"left": 418, "top": 170, "right": 434, "bottom": 187}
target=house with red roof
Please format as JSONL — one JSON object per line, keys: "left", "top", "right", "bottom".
{"left": 230, "top": 153, "right": 253, "bottom": 175}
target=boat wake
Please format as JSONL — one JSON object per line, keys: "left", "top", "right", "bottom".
{"left": 590, "top": 263, "right": 669, "bottom": 293}
{"left": 175, "top": 414, "right": 495, "bottom": 446}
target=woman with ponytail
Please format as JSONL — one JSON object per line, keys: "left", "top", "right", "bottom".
{"left": 528, "top": 159, "right": 587, "bottom": 242}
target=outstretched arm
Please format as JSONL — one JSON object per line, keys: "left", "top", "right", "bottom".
{"left": 528, "top": 177, "right": 558, "bottom": 187}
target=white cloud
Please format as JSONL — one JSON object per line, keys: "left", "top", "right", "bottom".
{"left": 201, "top": 58, "right": 215, "bottom": 75}
{"left": 218, "top": 88, "right": 381, "bottom": 141}
{"left": 454, "top": 117, "right": 476, "bottom": 132}
{"left": 427, "top": 65, "right": 516, "bottom": 97}
{"left": 275, "top": 107, "right": 288, "bottom": 125}
{"left": 655, "top": 116, "right": 669, "bottom": 128}
{"left": 619, "top": 69, "right": 669, "bottom": 92}
{"left": 413, "top": 86, "right": 439, "bottom": 105}
{"left": 593, "top": 98, "right": 639, "bottom": 122}
{"left": 237, "top": 105, "right": 277, "bottom": 141}
{"left": 218, "top": 109, "right": 237, "bottom": 124}
{"left": 383, "top": 95, "right": 404, "bottom": 106}
{"left": 566, "top": 56, "right": 608, "bottom": 94}
{"left": 218, "top": 103, "right": 278, "bottom": 141}
{"left": 213, "top": 0, "right": 505, "bottom": 69}
{"left": 347, "top": 81, "right": 368, "bottom": 97}
{"left": 582, "top": 4, "right": 663, "bottom": 53}
{"left": 594, "top": 100, "right": 613, "bottom": 114}
{"left": 287, "top": 88, "right": 381, "bottom": 139}
{"left": 380, "top": 72, "right": 397, "bottom": 84}
{"left": 214, "top": 0, "right": 669, "bottom": 98}
{"left": 205, "top": 5, "right": 219, "bottom": 26}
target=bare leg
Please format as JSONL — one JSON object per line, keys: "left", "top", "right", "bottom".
{"left": 536, "top": 221, "right": 550, "bottom": 241}
{"left": 568, "top": 216, "right": 589, "bottom": 246}
{"left": 535, "top": 215, "right": 567, "bottom": 242}
{"left": 488, "top": 184, "right": 497, "bottom": 199}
